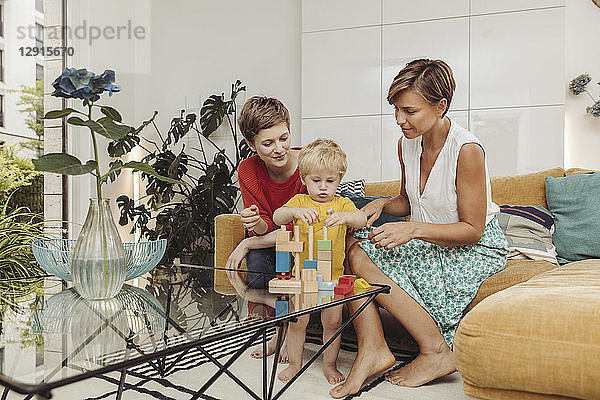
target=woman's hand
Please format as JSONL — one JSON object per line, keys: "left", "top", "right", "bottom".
{"left": 290, "top": 207, "right": 319, "bottom": 225}
{"left": 240, "top": 205, "right": 263, "bottom": 232}
{"left": 226, "top": 266, "right": 249, "bottom": 296}
{"left": 361, "top": 198, "right": 389, "bottom": 229}
{"left": 225, "top": 238, "right": 249, "bottom": 270}
{"left": 367, "top": 221, "right": 415, "bottom": 250}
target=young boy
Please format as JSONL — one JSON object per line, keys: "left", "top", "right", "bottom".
{"left": 272, "top": 138, "right": 367, "bottom": 384}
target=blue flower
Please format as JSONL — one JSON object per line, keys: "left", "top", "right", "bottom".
{"left": 51, "top": 68, "right": 120, "bottom": 102}
{"left": 569, "top": 73, "right": 591, "bottom": 95}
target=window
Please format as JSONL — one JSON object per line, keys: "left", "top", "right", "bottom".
{"left": 0, "top": 49, "right": 3, "bottom": 82}
{"left": 0, "top": 94, "right": 4, "bottom": 128}
{"left": 0, "top": 4, "right": 4, "bottom": 38}
{"left": 36, "top": 63, "right": 44, "bottom": 82}
{"left": 36, "top": 23, "right": 43, "bottom": 49}
{"left": 35, "top": 0, "right": 43, "bottom": 13}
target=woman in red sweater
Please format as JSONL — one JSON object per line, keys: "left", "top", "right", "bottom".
{"left": 226, "top": 96, "right": 306, "bottom": 359}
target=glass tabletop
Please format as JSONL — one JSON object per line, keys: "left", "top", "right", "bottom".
{"left": 0, "top": 265, "right": 388, "bottom": 396}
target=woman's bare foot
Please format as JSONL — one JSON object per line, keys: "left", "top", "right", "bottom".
{"left": 323, "top": 363, "right": 345, "bottom": 385}
{"left": 384, "top": 343, "right": 455, "bottom": 387}
{"left": 329, "top": 347, "right": 395, "bottom": 398}
{"left": 250, "top": 342, "right": 289, "bottom": 363}
{"left": 277, "top": 364, "right": 300, "bottom": 383}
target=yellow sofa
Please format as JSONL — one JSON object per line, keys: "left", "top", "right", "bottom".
{"left": 214, "top": 167, "right": 600, "bottom": 399}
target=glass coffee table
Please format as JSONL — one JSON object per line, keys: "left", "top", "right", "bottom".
{"left": 0, "top": 265, "right": 389, "bottom": 400}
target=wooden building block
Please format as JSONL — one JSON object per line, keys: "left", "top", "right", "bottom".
{"left": 338, "top": 275, "right": 356, "bottom": 286}
{"left": 322, "top": 225, "right": 328, "bottom": 240}
{"left": 275, "top": 251, "right": 291, "bottom": 273}
{"left": 317, "top": 260, "right": 332, "bottom": 282}
{"left": 303, "top": 259, "right": 317, "bottom": 270}
{"left": 275, "top": 296, "right": 290, "bottom": 317}
{"left": 302, "top": 292, "right": 318, "bottom": 308}
{"left": 334, "top": 283, "right": 353, "bottom": 295}
{"left": 276, "top": 229, "right": 291, "bottom": 242}
{"left": 269, "top": 278, "right": 301, "bottom": 293}
{"left": 308, "top": 225, "right": 314, "bottom": 259}
{"left": 302, "top": 280, "right": 318, "bottom": 293}
{"left": 276, "top": 241, "right": 304, "bottom": 253}
{"left": 317, "top": 240, "right": 332, "bottom": 251}
{"left": 317, "top": 250, "right": 332, "bottom": 261}
{"left": 302, "top": 268, "right": 317, "bottom": 281}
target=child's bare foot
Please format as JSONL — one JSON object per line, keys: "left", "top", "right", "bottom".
{"left": 250, "top": 342, "right": 289, "bottom": 363}
{"left": 384, "top": 343, "right": 455, "bottom": 387}
{"left": 329, "top": 346, "right": 395, "bottom": 398}
{"left": 277, "top": 364, "right": 301, "bottom": 383}
{"left": 323, "top": 364, "right": 345, "bottom": 384}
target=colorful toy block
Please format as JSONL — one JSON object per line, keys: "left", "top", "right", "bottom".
{"left": 317, "top": 260, "right": 332, "bottom": 282}
{"left": 334, "top": 283, "right": 353, "bottom": 296}
{"left": 269, "top": 278, "right": 301, "bottom": 293}
{"left": 317, "top": 240, "right": 332, "bottom": 251}
{"left": 338, "top": 275, "right": 356, "bottom": 287}
{"left": 353, "top": 278, "right": 371, "bottom": 289}
{"left": 317, "top": 250, "right": 332, "bottom": 261}
{"left": 275, "top": 251, "right": 291, "bottom": 273}
{"left": 317, "top": 275, "right": 336, "bottom": 291}
{"left": 301, "top": 268, "right": 318, "bottom": 292}
{"left": 276, "top": 241, "right": 304, "bottom": 253}
{"left": 275, "top": 295, "right": 290, "bottom": 317}
{"left": 303, "top": 259, "right": 317, "bottom": 269}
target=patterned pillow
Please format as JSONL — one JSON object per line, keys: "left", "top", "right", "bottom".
{"left": 336, "top": 179, "right": 365, "bottom": 197}
{"left": 496, "top": 205, "right": 558, "bottom": 264}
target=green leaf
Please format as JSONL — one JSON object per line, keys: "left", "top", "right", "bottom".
{"left": 44, "top": 108, "right": 79, "bottom": 119}
{"left": 200, "top": 94, "right": 227, "bottom": 137}
{"left": 33, "top": 153, "right": 97, "bottom": 176}
{"left": 100, "top": 106, "right": 122, "bottom": 122}
{"left": 103, "top": 161, "right": 189, "bottom": 186}
{"left": 94, "top": 117, "right": 134, "bottom": 140}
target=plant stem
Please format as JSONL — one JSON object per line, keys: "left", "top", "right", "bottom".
{"left": 585, "top": 90, "right": 596, "bottom": 103}
{"left": 88, "top": 103, "right": 103, "bottom": 200}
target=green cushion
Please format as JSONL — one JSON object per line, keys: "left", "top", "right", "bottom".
{"left": 545, "top": 172, "right": 600, "bottom": 264}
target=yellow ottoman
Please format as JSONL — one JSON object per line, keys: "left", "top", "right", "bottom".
{"left": 455, "top": 260, "right": 600, "bottom": 400}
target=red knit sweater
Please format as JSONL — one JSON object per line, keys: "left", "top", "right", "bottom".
{"left": 238, "top": 153, "right": 306, "bottom": 236}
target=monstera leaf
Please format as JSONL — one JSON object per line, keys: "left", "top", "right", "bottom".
{"left": 164, "top": 112, "right": 196, "bottom": 149}
{"left": 33, "top": 153, "right": 97, "bottom": 176}
{"left": 199, "top": 94, "right": 228, "bottom": 138}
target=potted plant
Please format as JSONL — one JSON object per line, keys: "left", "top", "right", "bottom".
{"left": 116, "top": 80, "right": 254, "bottom": 266}
{"left": 33, "top": 68, "right": 184, "bottom": 299}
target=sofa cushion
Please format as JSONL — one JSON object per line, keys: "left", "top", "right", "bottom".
{"left": 364, "top": 180, "right": 401, "bottom": 197}
{"left": 455, "top": 259, "right": 600, "bottom": 400}
{"left": 336, "top": 179, "right": 365, "bottom": 197}
{"left": 490, "top": 167, "right": 564, "bottom": 208}
{"left": 497, "top": 205, "right": 558, "bottom": 264}
{"left": 545, "top": 171, "right": 600, "bottom": 264}
{"left": 464, "top": 259, "right": 556, "bottom": 313}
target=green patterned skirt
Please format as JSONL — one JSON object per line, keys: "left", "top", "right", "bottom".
{"left": 354, "top": 216, "right": 509, "bottom": 347}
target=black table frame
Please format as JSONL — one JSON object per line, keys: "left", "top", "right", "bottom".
{"left": 0, "top": 278, "right": 390, "bottom": 400}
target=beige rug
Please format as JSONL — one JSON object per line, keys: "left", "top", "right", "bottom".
{"left": 39, "top": 341, "right": 472, "bottom": 400}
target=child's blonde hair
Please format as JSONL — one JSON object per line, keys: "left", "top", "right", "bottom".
{"left": 298, "top": 138, "right": 347, "bottom": 178}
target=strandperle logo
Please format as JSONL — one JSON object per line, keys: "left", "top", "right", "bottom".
{"left": 17, "top": 20, "right": 147, "bottom": 46}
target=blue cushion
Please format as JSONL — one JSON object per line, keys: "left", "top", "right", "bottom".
{"left": 545, "top": 172, "right": 600, "bottom": 264}
{"left": 344, "top": 194, "right": 405, "bottom": 227}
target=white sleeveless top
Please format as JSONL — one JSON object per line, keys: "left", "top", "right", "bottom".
{"left": 402, "top": 118, "right": 499, "bottom": 225}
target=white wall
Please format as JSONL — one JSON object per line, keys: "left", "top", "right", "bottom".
{"left": 60, "top": 0, "right": 301, "bottom": 239}
{"left": 565, "top": 0, "right": 600, "bottom": 170}
{"left": 302, "top": 0, "right": 570, "bottom": 180}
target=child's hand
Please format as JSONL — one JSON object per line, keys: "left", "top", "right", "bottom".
{"left": 240, "top": 205, "right": 262, "bottom": 232}
{"left": 291, "top": 207, "right": 319, "bottom": 225}
{"left": 324, "top": 208, "right": 346, "bottom": 227}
